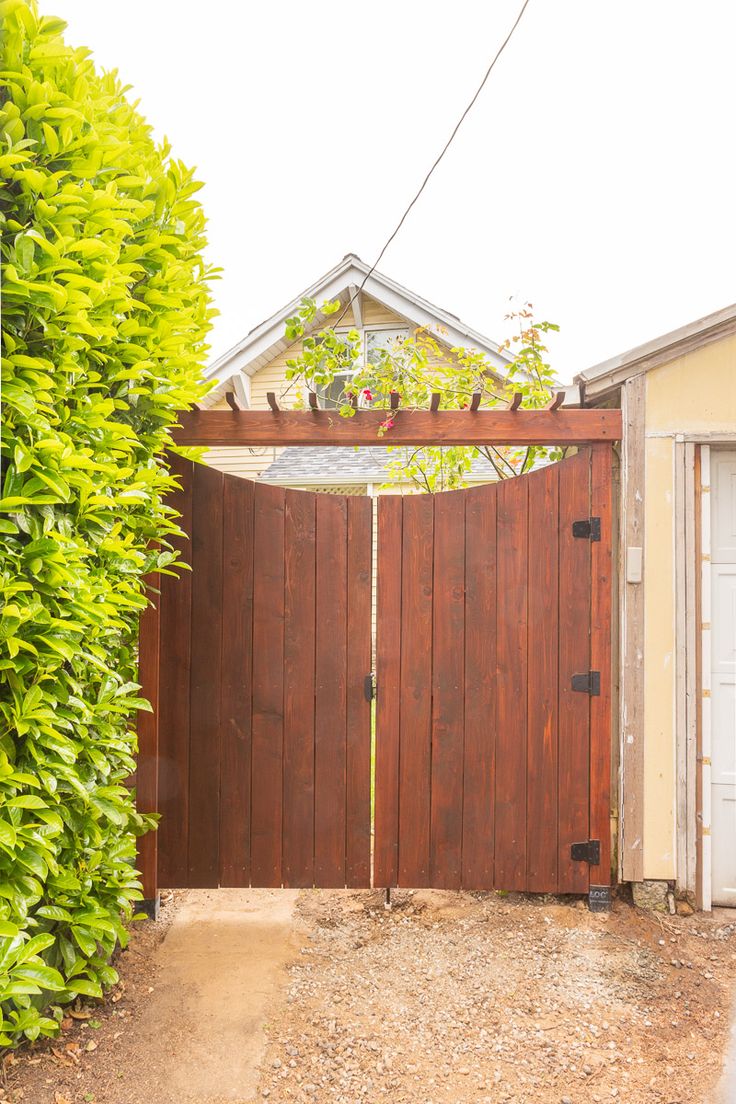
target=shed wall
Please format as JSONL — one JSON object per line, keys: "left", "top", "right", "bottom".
{"left": 641, "top": 333, "right": 736, "bottom": 880}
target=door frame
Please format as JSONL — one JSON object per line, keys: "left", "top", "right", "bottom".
{"left": 670, "top": 437, "right": 736, "bottom": 910}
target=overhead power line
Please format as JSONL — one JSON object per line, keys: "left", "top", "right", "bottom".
{"left": 333, "top": 0, "right": 532, "bottom": 328}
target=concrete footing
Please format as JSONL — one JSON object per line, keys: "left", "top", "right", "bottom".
{"left": 632, "top": 879, "right": 671, "bottom": 912}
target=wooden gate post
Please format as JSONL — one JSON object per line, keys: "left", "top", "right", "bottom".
{"left": 137, "top": 574, "right": 160, "bottom": 918}
{"left": 589, "top": 445, "right": 614, "bottom": 909}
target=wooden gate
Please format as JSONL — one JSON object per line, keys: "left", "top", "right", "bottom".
{"left": 142, "top": 437, "right": 612, "bottom": 904}
{"left": 373, "top": 446, "right": 612, "bottom": 899}
{"left": 155, "top": 456, "right": 373, "bottom": 890}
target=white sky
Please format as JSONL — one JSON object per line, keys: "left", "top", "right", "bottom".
{"left": 51, "top": 0, "right": 736, "bottom": 383}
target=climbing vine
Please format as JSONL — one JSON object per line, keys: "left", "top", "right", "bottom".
{"left": 284, "top": 297, "right": 562, "bottom": 491}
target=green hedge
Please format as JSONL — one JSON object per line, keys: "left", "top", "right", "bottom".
{"left": 0, "top": 0, "right": 213, "bottom": 1045}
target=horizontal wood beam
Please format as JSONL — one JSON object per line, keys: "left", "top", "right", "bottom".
{"left": 173, "top": 408, "right": 622, "bottom": 447}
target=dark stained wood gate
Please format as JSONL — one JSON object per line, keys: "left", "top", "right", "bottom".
{"left": 156, "top": 456, "right": 373, "bottom": 890}
{"left": 373, "top": 446, "right": 612, "bottom": 897}
{"left": 146, "top": 444, "right": 612, "bottom": 900}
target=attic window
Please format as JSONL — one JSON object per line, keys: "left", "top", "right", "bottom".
{"left": 365, "top": 327, "right": 410, "bottom": 365}
{"left": 313, "top": 326, "right": 410, "bottom": 408}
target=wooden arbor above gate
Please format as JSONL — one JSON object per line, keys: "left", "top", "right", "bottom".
{"left": 137, "top": 404, "right": 621, "bottom": 912}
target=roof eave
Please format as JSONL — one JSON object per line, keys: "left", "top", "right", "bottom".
{"left": 205, "top": 254, "right": 513, "bottom": 394}
{"left": 575, "top": 301, "right": 736, "bottom": 398}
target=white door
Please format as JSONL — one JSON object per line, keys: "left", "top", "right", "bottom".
{"left": 711, "top": 451, "right": 736, "bottom": 907}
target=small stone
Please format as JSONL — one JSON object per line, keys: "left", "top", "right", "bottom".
{"left": 272, "top": 1059, "right": 282, "bottom": 1069}
{"left": 561, "top": 1096, "right": 573, "bottom": 1104}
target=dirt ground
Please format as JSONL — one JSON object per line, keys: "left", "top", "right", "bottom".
{"left": 3, "top": 888, "right": 736, "bottom": 1104}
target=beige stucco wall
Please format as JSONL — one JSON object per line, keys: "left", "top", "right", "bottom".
{"left": 642, "top": 332, "right": 736, "bottom": 879}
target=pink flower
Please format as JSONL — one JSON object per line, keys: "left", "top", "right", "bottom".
{"left": 363, "top": 388, "right": 373, "bottom": 402}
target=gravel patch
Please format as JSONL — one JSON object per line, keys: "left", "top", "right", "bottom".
{"left": 259, "top": 889, "right": 736, "bottom": 1104}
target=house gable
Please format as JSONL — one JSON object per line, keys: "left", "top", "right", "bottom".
{"left": 203, "top": 253, "right": 512, "bottom": 407}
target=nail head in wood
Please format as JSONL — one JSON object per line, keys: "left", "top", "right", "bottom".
{"left": 266, "top": 392, "right": 280, "bottom": 412}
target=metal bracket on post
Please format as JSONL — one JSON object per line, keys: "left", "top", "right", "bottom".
{"left": 141, "top": 894, "right": 161, "bottom": 921}
{"left": 588, "top": 885, "right": 612, "bottom": 913}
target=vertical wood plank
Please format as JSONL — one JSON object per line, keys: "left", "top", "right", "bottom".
{"left": 684, "top": 442, "right": 698, "bottom": 897}
{"left": 157, "top": 455, "right": 193, "bottom": 888}
{"left": 462, "top": 483, "right": 497, "bottom": 890}
{"left": 251, "top": 483, "right": 285, "bottom": 887}
{"left": 283, "top": 489, "right": 316, "bottom": 888}
{"left": 398, "top": 494, "right": 434, "bottom": 887}
{"left": 558, "top": 449, "right": 592, "bottom": 894}
{"left": 218, "top": 475, "right": 254, "bottom": 887}
{"left": 188, "top": 463, "right": 224, "bottom": 887}
{"left": 526, "top": 466, "right": 560, "bottom": 892}
{"left": 620, "top": 376, "right": 646, "bottom": 882}
{"left": 374, "top": 496, "right": 403, "bottom": 887}
{"left": 694, "top": 446, "right": 704, "bottom": 910}
{"left": 430, "top": 490, "right": 466, "bottom": 889}
{"left": 137, "top": 572, "right": 160, "bottom": 902}
{"left": 346, "top": 496, "right": 373, "bottom": 887}
{"left": 589, "top": 445, "right": 613, "bottom": 887}
{"left": 494, "top": 475, "right": 529, "bottom": 891}
{"left": 315, "top": 495, "right": 348, "bottom": 886}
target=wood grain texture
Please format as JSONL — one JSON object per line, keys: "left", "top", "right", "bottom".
{"left": 374, "top": 496, "right": 403, "bottom": 887}
{"left": 174, "top": 408, "right": 622, "bottom": 448}
{"left": 157, "top": 455, "right": 193, "bottom": 888}
{"left": 430, "top": 490, "right": 466, "bottom": 889}
{"left": 557, "top": 449, "right": 592, "bottom": 894}
{"left": 218, "top": 475, "right": 254, "bottom": 887}
{"left": 137, "top": 572, "right": 160, "bottom": 900}
{"left": 282, "top": 489, "right": 316, "bottom": 887}
{"left": 398, "top": 494, "right": 434, "bottom": 887}
{"left": 589, "top": 445, "right": 614, "bottom": 886}
{"left": 188, "top": 462, "right": 224, "bottom": 887}
{"left": 526, "top": 466, "right": 560, "bottom": 892}
{"left": 620, "top": 376, "right": 646, "bottom": 882}
{"left": 251, "top": 483, "right": 285, "bottom": 887}
{"left": 494, "top": 475, "right": 529, "bottom": 891}
{"left": 346, "top": 497, "right": 373, "bottom": 887}
{"left": 315, "top": 495, "right": 348, "bottom": 886}
{"left": 462, "top": 483, "right": 497, "bottom": 889}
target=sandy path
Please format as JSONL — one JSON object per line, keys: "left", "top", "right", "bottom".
{"left": 4, "top": 889, "right": 300, "bottom": 1104}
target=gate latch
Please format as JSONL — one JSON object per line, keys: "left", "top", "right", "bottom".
{"left": 572, "top": 516, "right": 601, "bottom": 541}
{"left": 364, "top": 673, "right": 376, "bottom": 702}
{"left": 571, "top": 670, "right": 601, "bottom": 695}
{"left": 571, "top": 840, "right": 601, "bottom": 865}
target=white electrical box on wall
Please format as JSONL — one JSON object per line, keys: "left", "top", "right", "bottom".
{"left": 626, "top": 546, "right": 643, "bottom": 584}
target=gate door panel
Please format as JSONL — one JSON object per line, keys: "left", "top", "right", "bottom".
{"left": 157, "top": 459, "right": 373, "bottom": 889}
{"left": 374, "top": 447, "right": 612, "bottom": 893}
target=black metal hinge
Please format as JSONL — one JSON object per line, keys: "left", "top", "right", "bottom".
{"left": 572, "top": 516, "right": 601, "bottom": 541}
{"left": 571, "top": 670, "right": 601, "bottom": 695}
{"left": 364, "top": 674, "right": 376, "bottom": 702}
{"left": 571, "top": 840, "right": 601, "bottom": 865}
